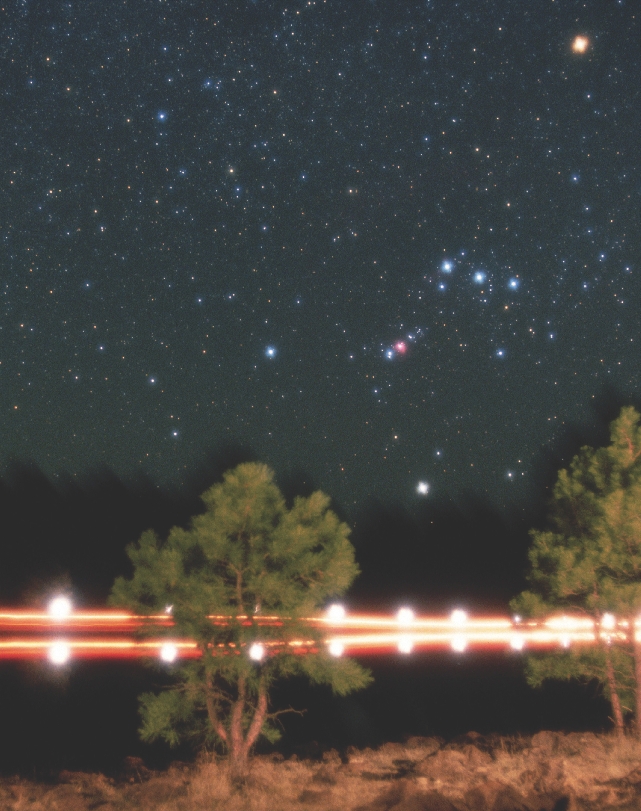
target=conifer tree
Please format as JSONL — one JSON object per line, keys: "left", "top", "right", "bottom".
{"left": 110, "top": 462, "right": 372, "bottom": 778}
{"left": 512, "top": 407, "right": 641, "bottom": 734}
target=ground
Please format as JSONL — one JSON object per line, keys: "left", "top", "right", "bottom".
{"left": 4, "top": 731, "right": 641, "bottom": 810}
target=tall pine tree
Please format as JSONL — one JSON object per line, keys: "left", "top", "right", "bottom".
{"left": 513, "top": 407, "right": 641, "bottom": 734}
{"left": 111, "top": 462, "right": 371, "bottom": 778}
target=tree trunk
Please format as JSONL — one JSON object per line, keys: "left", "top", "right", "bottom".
{"left": 227, "top": 675, "right": 269, "bottom": 783}
{"left": 229, "top": 746, "right": 249, "bottom": 784}
{"left": 632, "top": 617, "right": 641, "bottom": 737}
{"left": 241, "top": 676, "right": 268, "bottom": 757}
{"left": 604, "top": 644, "right": 625, "bottom": 735}
{"left": 229, "top": 675, "right": 247, "bottom": 782}
{"left": 205, "top": 676, "right": 229, "bottom": 744}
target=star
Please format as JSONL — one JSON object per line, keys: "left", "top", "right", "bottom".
{"left": 265, "top": 346, "right": 277, "bottom": 358}
{"left": 572, "top": 35, "right": 589, "bottom": 53}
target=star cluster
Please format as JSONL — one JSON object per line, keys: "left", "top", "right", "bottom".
{"left": 0, "top": 1, "right": 639, "bottom": 510}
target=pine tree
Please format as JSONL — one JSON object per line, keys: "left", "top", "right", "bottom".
{"left": 512, "top": 407, "right": 641, "bottom": 734}
{"left": 110, "top": 462, "right": 372, "bottom": 779}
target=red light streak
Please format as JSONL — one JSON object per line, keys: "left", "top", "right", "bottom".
{"left": 0, "top": 610, "right": 635, "bottom": 662}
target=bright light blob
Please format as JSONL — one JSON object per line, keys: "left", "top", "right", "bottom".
{"left": 397, "top": 608, "right": 415, "bottom": 626}
{"left": 398, "top": 636, "right": 413, "bottom": 655}
{"left": 327, "top": 604, "right": 346, "bottom": 622}
{"left": 601, "top": 613, "right": 616, "bottom": 631}
{"left": 451, "top": 609, "right": 468, "bottom": 626}
{"left": 328, "top": 640, "right": 344, "bottom": 657}
{"left": 48, "top": 641, "right": 71, "bottom": 665}
{"left": 48, "top": 596, "right": 73, "bottom": 620}
{"left": 160, "top": 643, "right": 178, "bottom": 663}
{"left": 249, "top": 642, "right": 265, "bottom": 661}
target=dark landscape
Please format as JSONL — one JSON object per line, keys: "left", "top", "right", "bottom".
{"left": 4, "top": 731, "right": 641, "bottom": 811}
{"left": 0, "top": 454, "right": 629, "bottom": 811}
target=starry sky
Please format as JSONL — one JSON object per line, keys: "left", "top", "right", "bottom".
{"left": 2, "top": 0, "right": 640, "bottom": 513}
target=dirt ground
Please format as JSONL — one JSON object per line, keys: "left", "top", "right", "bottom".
{"left": 3, "top": 730, "right": 641, "bottom": 810}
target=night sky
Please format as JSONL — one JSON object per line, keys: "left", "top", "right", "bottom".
{"left": 2, "top": 0, "right": 640, "bottom": 514}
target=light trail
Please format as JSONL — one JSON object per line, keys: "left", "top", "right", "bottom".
{"left": 0, "top": 638, "right": 200, "bottom": 661}
{"left": 0, "top": 606, "right": 637, "bottom": 664}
